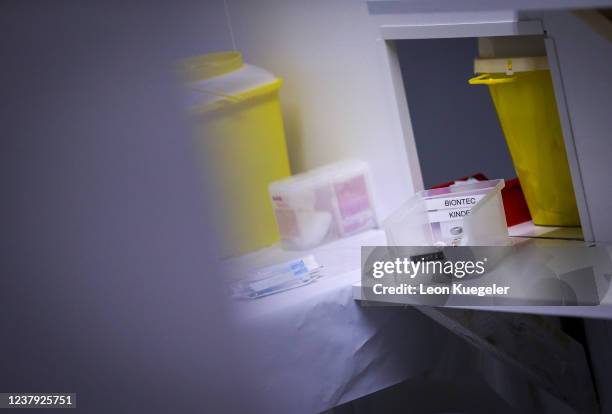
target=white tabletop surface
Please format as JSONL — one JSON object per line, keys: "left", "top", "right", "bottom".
{"left": 226, "top": 230, "right": 466, "bottom": 413}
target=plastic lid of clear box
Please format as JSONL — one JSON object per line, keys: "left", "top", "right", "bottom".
{"left": 269, "top": 160, "right": 369, "bottom": 194}
{"left": 420, "top": 179, "right": 501, "bottom": 199}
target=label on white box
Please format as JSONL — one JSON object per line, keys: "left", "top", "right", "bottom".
{"left": 425, "top": 194, "right": 485, "bottom": 211}
{"left": 427, "top": 207, "right": 472, "bottom": 223}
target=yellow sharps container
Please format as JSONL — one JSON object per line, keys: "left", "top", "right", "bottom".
{"left": 469, "top": 56, "right": 580, "bottom": 227}
{"left": 183, "top": 52, "right": 291, "bottom": 257}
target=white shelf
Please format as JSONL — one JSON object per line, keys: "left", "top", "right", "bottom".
{"left": 508, "top": 220, "right": 584, "bottom": 241}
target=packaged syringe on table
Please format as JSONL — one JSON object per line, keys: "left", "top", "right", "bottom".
{"left": 231, "top": 255, "right": 322, "bottom": 299}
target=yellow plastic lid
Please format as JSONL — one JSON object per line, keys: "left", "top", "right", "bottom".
{"left": 474, "top": 56, "right": 549, "bottom": 75}
{"left": 180, "top": 51, "right": 244, "bottom": 82}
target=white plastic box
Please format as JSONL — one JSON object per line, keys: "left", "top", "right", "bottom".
{"left": 384, "top": 179, "right": 509, "bottom": 246}
{"left": 269, "top": 161, "right": 378, "bottom": 250}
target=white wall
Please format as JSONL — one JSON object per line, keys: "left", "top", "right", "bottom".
{"left": 201, "top": 0, "right": 235, "bottom": 52}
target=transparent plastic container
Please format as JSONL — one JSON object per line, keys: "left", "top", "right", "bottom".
{"left": 269, "top": 160, "right": 378, "bottom": 250}
{"left": 385, "top": 179, "right": 509, "bottom": 247}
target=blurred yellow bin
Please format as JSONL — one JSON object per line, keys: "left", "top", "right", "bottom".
{"left": 469, "top": 57, "right": 580, "bottom": 227}
{"left": 184, "top": 52, "right": 291, "bottom": 256}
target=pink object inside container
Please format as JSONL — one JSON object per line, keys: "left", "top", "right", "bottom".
{"left": 269, "top": 160, "right": 378, "bottom": 250}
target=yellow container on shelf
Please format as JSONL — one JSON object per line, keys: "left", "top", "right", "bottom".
{"left": 183, "top": 52, "right": 291, "bottom": 257}
{"left": 469, "top": 56, "right": 580, "bottom": 227}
